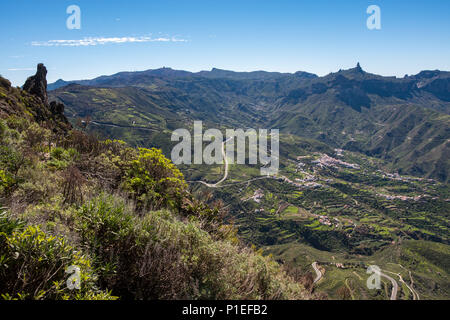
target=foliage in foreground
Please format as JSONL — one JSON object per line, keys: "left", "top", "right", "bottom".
{"left": 76, "top": 195, "right": 307, "bottom": 299}
{"left": 0, "top": 211, "right": 114, "bottom": 300}
{"left": 0, "top": 104, "right": 311, "bottom": 300}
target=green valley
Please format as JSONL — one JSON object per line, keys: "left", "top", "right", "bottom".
{"left": 45, "top": 64, "right": 450, "bottom": 300}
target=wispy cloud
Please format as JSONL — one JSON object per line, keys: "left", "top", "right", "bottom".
{"left": 8, "top": 68, "right": 35, "bottom": 71}
{"left": 31, "top": 36, "right": 188, "bottom": 47}
{"left": 9, "top": 55, "right": 27, "bottom": 59}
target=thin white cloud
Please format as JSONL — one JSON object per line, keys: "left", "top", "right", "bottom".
{"left": 8, "top": 68, "right": 35, "bottom": 71}
{"left": 31, "top": 36, "right": 188, "bottom": 47}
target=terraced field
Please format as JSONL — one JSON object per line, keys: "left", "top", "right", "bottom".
{"left": 185, "top": 137, "right": 450, "bottom": 299}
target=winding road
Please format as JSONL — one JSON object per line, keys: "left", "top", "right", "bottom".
{"left": 398, "top": 273, "right": 418, "bottom": 300}
{"left": 385, "top": 266, "right": 419, "bottom": 300}
{"left": 311, "top": 262, "right": 399, "bottom": 300}
{"left": 312, "top": 262, "right": 323, "bottom": 284}
{"left": 378, "top": 270, "right": 399, "bottom": 300}
{"left": 91, "top": 120, "right": 157, "bottom": 132}
{"left": 191, "top": 137, "right": 232, "bottom": 188}
{"left": 396, "top": 264, "right": 420, "bottom": 300}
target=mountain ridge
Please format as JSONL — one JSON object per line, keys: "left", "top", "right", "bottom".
{"left": 48, "top": 65, "right": 449, "bottom": 92}
{"left": 48, "top": 64, "right": 450, "bottom": 182}
{"left": 48, "top": 67, "right": 320, "bottom": 90}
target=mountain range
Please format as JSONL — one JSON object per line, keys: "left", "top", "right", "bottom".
{"left": 48, "top": 64, "right": 450, "bottom": 182}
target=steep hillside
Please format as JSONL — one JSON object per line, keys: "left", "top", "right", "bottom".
{"left": 0, "top": 66, "right": 312, "bottom": 300}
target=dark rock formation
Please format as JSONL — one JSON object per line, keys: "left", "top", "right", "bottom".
{"left": 50, "top": 101, "right": 65, "bottom": 115}
{"left": 356, "top": 62, "right": 363, "bottom": 72}
{"left": 0, "top": 77, "right": 11, "bottom": 90}
{"left": 8, "top": 64, "right": 72, "bottom": 132}
{"left": 23, "top": 63, "right": 48, "bottom": 105}
{"left": 22, "top": 63, "right": 68, "bottom": 121}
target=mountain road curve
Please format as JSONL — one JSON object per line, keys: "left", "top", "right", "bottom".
{"left": 312, "top": 262, "right": 323, "bottom": 284}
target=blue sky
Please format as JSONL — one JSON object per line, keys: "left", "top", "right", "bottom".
{"left": 1, "top": 0, "right": 449, "bottom": 86}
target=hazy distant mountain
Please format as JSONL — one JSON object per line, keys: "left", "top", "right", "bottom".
{"left": 48, "top": 64, "right": 450, "bottom": 182}
{"left": 48, "top": 67, "right": 318, "bottom": 90}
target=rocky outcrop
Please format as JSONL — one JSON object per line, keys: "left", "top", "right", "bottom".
{"left": 356, "top": 62, "right": 363, "bottom": 73}
{"left": 24, "top": 64, "right": 70, "bottom": 129}
{"left": 23, "top": 63, "right": 49, "bottom": 105}
{"left": 0, "top": 64, "right": 71, "bottom": 133}
{"left": 49, "top": 101, "right": 65, "bottom": 115}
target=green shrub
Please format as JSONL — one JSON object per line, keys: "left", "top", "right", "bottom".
{"left": 0, "top": 223, "right": 115, "bottom": 300}
{"left": 0, "top": 209, "right": 24, "bottom": 236}
{"left": 46, "top": 159, "right": 70, "bottom": 170}
{"left": 23, "top": 122, "right": 51, "bottom": 149}
{"left": 0, "top": 145, "right": 24, "bottom": 194}
{"left": 123, "top": 148, "right": 187, "bottom": 211}
{"left": 62, "top": 130, "right": 102, "bottom": 155}
{"left": 0, "top": 145, "right": 24, "bottom": 177}
{"left": 0, "top": 120, "right": 6, "bottom": 140}
{"left": 180, "top": 195, "right": 235, "bottom": 241}
{"left": 6, "top": 116, "right": 29, "bottom": 133}
{"left": 10, "top": 165, "right": 61, "bottom": 206}
{"left": 66, "top": 148, "right": 80, "bottom": 161}
{"left": 49, "top": 147, "right": 80, "bottom": 164}
{"left": 101, "top": 139, "right": 127, "bottom": 154}
{"left": 44, "top": 146, "right": 75, "bottom": 172}
{"left": 0, "top": 170, "right": 15, "bottom": 195}
{"left": 50, "top": 147, "right": 65, "bottom": 160}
